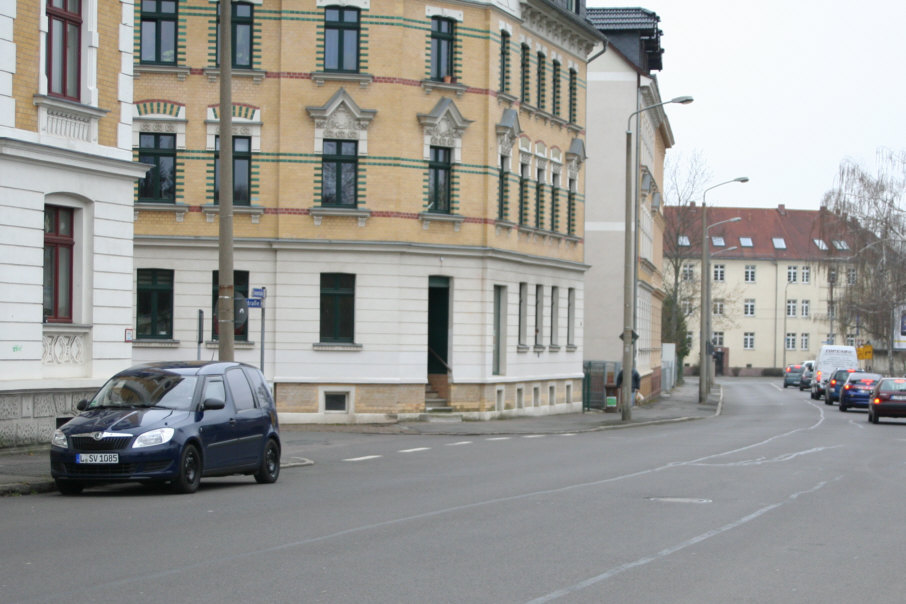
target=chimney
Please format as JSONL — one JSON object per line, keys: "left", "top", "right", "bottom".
{"left": 690, "top": 201, "right": 696, "bottom": 208}
{"left": 777, "top": 203, "right": 786, "bottom": 215}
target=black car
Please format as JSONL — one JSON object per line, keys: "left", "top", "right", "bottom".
{"left": 799, "top": 367, "right": 814, "bottom": 391}
{"left": 50, "top": 361, "right": 280, "bottom": 495}
{"left": 868, "top": 377, "right": 906, "bottom": 423}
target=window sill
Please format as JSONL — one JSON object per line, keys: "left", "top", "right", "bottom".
{"left": 311, "top": 72, "right": 373, "bottom": 88}
{"left": 202, "top": 204, "right": 265, "bottom": 223}
{"left": 33, "top": 95, "right": 108, "bottom": 144}
{"left": 134, "top": 202, "right": 191, "bottom": 222}
{"left": 549, "top": 344, "right": 561, "bottom": 352}
{"left": 497, "top": 92, "right": 518, "bottom": 106}
{"left": 313, "top": 342, "right": 363, "bottom": 351}
{"left": 421, "top": 79, "right": 467, "bottom": 97}
{"left": 134, "top": 64, "right": 192, "bottom": 81}
{"left": 495, "top": 219, "right": 517, "bottom": 234}
{"left": 419, "top": 212, "right": 465, "bottom": 231}
{"left": 132, "top": 339, "right": 180, "bottom": 348}
{"left": 533, "top": 345, "right": 546, "bottom": 353}
{"left": 517, "top": 344, "right": 530, "bottom": 353}
{"left": 203, "top": 67, "right": 266, "bottom": 84}
{"left": 311, "top": 206, "right": 371, "bottom": 227}
{"left": 205, "top": 340, "right": 256, "bottom": 349}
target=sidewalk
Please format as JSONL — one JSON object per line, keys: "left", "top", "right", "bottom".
{"left": 0, "top": 377, "right": 721, "bottom": 496}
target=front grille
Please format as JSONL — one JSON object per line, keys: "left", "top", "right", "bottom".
{"left": 71, "top": 436, "right": 132, "bottom": 452}
{"left": 63, "top": 463, "right": 137, "bottom": 476}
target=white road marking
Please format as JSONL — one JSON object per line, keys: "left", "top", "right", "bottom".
{"left": 398, "top": 447, "right": 430, "bottom": 453}
{"left": 486, "top": 437, "right": 511, "bottom": 441}
{"left": 446, "top": 441, "right": 472, "bottom": 446}
{"left": 522, "top": 435, "right": 545, "bottom": 439}
{"left": 343, "top": 455, "right": 382, "bottom": 462}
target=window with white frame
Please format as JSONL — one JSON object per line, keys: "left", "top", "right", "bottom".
{"left": 744, "top": 299, "right": 755, "bottom": 317}
{"left": 787, "top": 265, "right": 797, "bottom": 283}
{"left": 846, "top": 334, "right": 855, "bottom": 346}
{"left": 713, "top": 264, "right": 725, "bottom": 282}
{"left": 678, "top": 235, "right": 690, "bottom": 247}
{"left": 847, "top": 268, "right": 856, "bottom": 285}
{"left": 744, "top": 264, "right": 756, "bottom": 283}
{"left": 801, "top": 265, "right": 810, "bottom": 283}
{"left": 744, "top": 332, "right": 755, "bottom": 350}
{"left": 739, "top": 236, "right": 753, "bottom": 247}
{"left": 801, "top": 333, "right": 809, "bottom": 350}
{"left": 801, "top": 299, "right": 810, "bottom": 317}
{"left": 713, "top": 300, "right": 724, "bottom": 316}
{"left": 712, "top": 331, "right": 724, "bottom": 346}
{"left": 785, "top": 332, "right": 796, "bottom": 350}
{"left": 682, "top": 263, "right": 694, "bottom": 281}
{"left": 786, "top": 299, "right": 797, "bottom": 317}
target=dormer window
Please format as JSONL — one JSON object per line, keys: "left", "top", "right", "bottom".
{"left": 813, "top": 239, "right": 828, "bottom": 250}
{"left": 711, "top": 236, "right": 725, "bottom": 247}
{"left": 773, "top": 237, "right": 786, "bottom": 249}
{"left": 739, "top": 237, "right": 753, "bottom": 247}
{"left": 832, "top": 240, "right": 849, "bottom": 250}
{"left": 678, "top": 235, "right": 690, "bottom": 247}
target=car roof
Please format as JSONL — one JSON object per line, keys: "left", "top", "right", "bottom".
{"left": 115, "top": 361, "right": 253, "bottom": 378}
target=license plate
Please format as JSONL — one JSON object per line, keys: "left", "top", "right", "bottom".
{"left": 76, "top": 453, "right": 119, "bottom": 464}
{"left": 892, "top": 395, "right": 906, "bottom": 401}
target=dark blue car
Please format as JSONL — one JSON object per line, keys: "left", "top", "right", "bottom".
{"left": 50, "top": 361, "right": 280, "bottom": 495}
{"left": 827, "top": 368, "right": 864, "bottom": 404}
{"left": 839, "top": 372, "right": 882, "bottom": 412}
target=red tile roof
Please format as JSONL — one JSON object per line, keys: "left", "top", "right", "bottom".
{"left": 665, "top": 204, "right": 861, "bottom": 261}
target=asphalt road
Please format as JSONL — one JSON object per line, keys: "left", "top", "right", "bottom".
{"left": 3, "top": 378, "right": 906, "bottom": 603}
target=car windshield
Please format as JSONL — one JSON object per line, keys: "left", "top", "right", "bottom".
{"left": 89, "top": 372, "right": 199, "bottom": 411}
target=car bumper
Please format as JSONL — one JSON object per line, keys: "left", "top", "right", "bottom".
{"left": 873, "top": 402, "right": 906, "bottom": 417}
{"left": 50, "top": 443, "right": 181, "bottom": 482}
{"left": 841, "top": 394, "right": 870, "bottom": 408}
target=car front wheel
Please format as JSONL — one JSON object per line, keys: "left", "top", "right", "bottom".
{"left": 255, "top": 439, "right": 281, "bottom": 484}
{"left": 172, "top": 444, "right": 201, "bottom": 494}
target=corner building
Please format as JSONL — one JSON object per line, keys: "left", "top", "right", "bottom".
{"left": 1, "top": 0, "right": 146, "bottom": 446}
{"left": 131, "top": 1, "right": 602, "bottom": 421}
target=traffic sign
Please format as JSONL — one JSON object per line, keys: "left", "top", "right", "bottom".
{"left": 251, "top": 287, "right": 267, "bottom": 299}
{"left": 247, "top": 298, "right": 262, "bottom": 308}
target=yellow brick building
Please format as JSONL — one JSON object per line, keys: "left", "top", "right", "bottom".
{"left": 131, "top": 0, "right": 603, "bottom": 422}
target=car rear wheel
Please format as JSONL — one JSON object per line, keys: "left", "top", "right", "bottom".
{"left": 839, "top": 402, "right": 847, "bottom": 412}
{"left": 254, "top": 439, "right": 280, "bottom": 484}
{"left": 55, "top": 479, "right": 84, "bottom": 495}
{"left": 869, "top": 409, "right": 879, "bottom": 424}
{"left": 172, "top": 444, "right": 201, "bottom": 494}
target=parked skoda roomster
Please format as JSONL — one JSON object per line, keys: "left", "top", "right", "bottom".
{"left": 50, "top": 361, "right": 280, "bottom": 495}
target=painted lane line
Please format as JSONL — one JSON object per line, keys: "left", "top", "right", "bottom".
{"left": 446, "top": 441, "right": 472, "bottom": 446}
{"left": 527, "top": 477, "right": 841, "bottom": 603}
{"left": 522, "top": 435, "right": 545, "bottom": 439}
{"left": 399, "top": 447, "right": 430, "bottom": 453}
{"left": 486, "top": 437, "right": 511, "bottom": 441}
{"left": 343, "top": 455, "right": 382, "bottom": 462}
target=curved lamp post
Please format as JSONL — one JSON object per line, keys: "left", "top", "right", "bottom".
{"left": 621, "top": 95, "right": 693, "bottom": 421}
{"left": 698, "top": 178, "right": 747, "bottom": 404}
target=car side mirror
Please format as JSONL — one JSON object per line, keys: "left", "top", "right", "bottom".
{"left": 76, "top": 399, "right": 89, "bottom": 411}
{"left": 203, "top": 398, "right": 226, "bottom": 411}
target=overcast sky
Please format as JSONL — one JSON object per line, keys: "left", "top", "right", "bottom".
{"left": 587, "top": 0, "right": 906, "bottom": 210}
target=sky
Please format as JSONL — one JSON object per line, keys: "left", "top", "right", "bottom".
{"left": 587, "top": 0, "right": 906, "bottom": 210}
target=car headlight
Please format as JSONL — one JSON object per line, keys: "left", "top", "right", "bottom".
{"left": 133, "top": 427, "right": 175, "bottom": 449}
{"left": 51, "top": 430, "right": 68, "bottom": 449}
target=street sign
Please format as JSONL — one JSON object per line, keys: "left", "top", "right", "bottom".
{"left": 252, "top": 287, "right": 267, "bottom": 299}
{"left": 247, "top": 298, "right": 262, "bottom": 308}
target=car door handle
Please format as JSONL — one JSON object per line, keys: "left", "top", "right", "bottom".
{"left": 229, "top": 418, "right": 237, "bottom": 426}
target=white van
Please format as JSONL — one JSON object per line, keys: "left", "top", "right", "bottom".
{"left": 810, "top": 345, "right": 859, "bottom": 401}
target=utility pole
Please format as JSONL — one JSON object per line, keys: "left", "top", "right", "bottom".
{"left": 218, "top": 1, "right": 235, "bottom": 361}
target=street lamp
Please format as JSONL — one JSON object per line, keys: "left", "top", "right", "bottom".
{"left": 622, "top": 95, "right": 693, "bottom": 421}
{"left": 698, "top": 178, "right": 747, "bottom": 404}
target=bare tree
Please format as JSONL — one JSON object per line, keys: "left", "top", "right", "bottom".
{"left": 662, "top": 151, "right": 711, "bottom": 367}
{"left": 819, "top": 149, "right": 906, "bottom": 374}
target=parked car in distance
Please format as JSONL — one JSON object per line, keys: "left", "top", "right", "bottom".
{"left": 839, "top": 372, "right": 883, "bottom": 412}
{"left": 799, "top": 367, "right": 814, "bottom": 391}
{"left": 783, "top": 364, "right": 804, "bottom": 388}
{"left": 827, "top": 368, "right": 865, "bottom": 404}
{"left": 50, "top": 361, "right": 281, "bottom": 495}
{"left": 868, "top": 377, "right": 906, "bottom": 423}
{"left": 811, "top": 345, "right": 859, "bottom": 401}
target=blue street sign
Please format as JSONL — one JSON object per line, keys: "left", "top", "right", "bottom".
{"left": 251, "top": 287, "right": 266, "bottom": 299}
{"left": 247, "top": 298, "right": 262, "bottom": 308}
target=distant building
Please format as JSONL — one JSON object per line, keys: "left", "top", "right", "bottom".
{"left": 130, "top": 1, "right": 603, "bottom": 421}
{"left": 665, "top": 204, "right": 858, "bottom": 374}
{"left": 584, "top": 7, "right": 675, "bottom": 396}
{"left": 0, "top": 0, "right": 146, "bottom": 446}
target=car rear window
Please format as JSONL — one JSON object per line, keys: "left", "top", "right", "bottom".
{"left": 881, "top": 379, "right": 906, "bottom": 392}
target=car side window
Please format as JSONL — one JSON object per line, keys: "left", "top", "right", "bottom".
{"left": 243, "top": 367, "right": 274, "bottom": 409}
{"left": 226, "top": 368, "right": 256, "bottom": 411}
{"left": 203, "top": 377, "right": 226, "bottom": 404}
